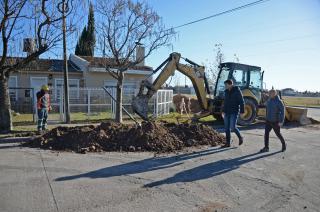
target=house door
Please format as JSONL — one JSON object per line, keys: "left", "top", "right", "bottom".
{"left": 30, "top": 77, "right": 48, "bottom": 99}
{"left": 30, "top": 77, "right": 48, "bottom": 118}
{"left": 31, "top": 77, "right": 48, "bottom": 90}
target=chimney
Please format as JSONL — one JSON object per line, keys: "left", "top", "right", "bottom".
{"left": 136, "top": 46, "right": 145, "bottom": 66}
{"left": 23, "top": 38, "right": 36, "bottom": 56}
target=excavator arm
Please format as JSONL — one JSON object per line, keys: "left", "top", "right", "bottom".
{"left": 132, "top": 52, "right": 211, "bottom": 120}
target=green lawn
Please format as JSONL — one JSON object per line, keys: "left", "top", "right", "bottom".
{"left": 12, "top": 112, "right": 114, "bottom": 125}
{"left": 12, "top": 113, "right": 34, "bottom": 124}
{"left": 71, "top": 112, "right": 113, "bottom": 122}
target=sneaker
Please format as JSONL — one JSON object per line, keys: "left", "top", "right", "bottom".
{"left": 282, "top": 143, "right": 286, "bottom": 152}
{"left": 259, "top": 147, "right": 269, "bottom": 153}
{"left": 239, "top": 137, "right": 244, "bottom": 146}
{"left": 220, "top": 143, "right": 231, "bottom": 149}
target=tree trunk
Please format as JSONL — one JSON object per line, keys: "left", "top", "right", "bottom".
{"left": 115, "top": 72, "right": 124, "bottom": 123}
{"left": 0, "top": 75, "right": 13, "bottom": 133}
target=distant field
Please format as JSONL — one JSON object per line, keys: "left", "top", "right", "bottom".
{"left": 283, "top": 96, "right": 320, "bottom": 108}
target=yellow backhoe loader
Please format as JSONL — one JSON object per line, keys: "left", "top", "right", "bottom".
{"left": 132, "top": 52, "right": 310, "bottom": 125}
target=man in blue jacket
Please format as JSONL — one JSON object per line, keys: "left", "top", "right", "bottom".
{"left": 221, "top": 79, "right": 245, "bottom": 148}
{"left": 260, "top": 89, "right": 286, "bottom": 152}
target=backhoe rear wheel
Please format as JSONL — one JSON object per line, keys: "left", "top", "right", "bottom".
{"left": 238, "top": 98, "right": 257, "bottom": 126}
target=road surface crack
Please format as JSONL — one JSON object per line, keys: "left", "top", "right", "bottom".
{"left": 39, "top": 151, "right": 59, "bottom": 212}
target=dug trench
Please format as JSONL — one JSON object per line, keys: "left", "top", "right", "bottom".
{"left": 23, "top": 122, "right": 225, "bottom": 153}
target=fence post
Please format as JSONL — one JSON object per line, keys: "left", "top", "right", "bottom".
{"left": 32, "top": 88, "right": 36, "bottom": 123}
{"left": 88, "top": 89, "right": 91, "bottom": 115}
{"left": 111, "top": 87, "right": 116, "bottom": 119}
{"left": 59, "top": 88, "right": 64, "bottom": 122}
{"left": 153, "top": 92, "right": 156, "bottom": 117}
{"left": 155, "top": 91, "right": 159, "bottom": 117}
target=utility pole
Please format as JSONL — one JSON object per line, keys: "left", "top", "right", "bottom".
{"left": 58, "top": 0, "right": 70, "bottom": 123}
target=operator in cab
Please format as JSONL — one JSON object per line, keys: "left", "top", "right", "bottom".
{"left": 36, "top": 85, "right": 51, "bottom": 133}
{"left": 260, "top": 89, "right": 286, "bottom": 152}
{"left": 221, "top": 79, "right": 245, "bottom": 148}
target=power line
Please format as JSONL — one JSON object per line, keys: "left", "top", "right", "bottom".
{"left": 218, "top": 16, "right": 320, "bottom": 37}
{"left": 239, "top": 47, "right": 318, "bottom": 58}
{"left": 172, "top": 0, "right": 272, "bottom": 29}
{"left": 223, "top": 33, "right": 320, "bottom": 48}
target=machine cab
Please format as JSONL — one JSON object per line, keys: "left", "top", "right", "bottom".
{"left": 214, "top": 62, "right": 263, "bottom": 103}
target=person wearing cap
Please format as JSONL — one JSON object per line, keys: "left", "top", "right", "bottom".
{"left": 36, "top": 85, "right": 51, "bottom": 132}
{"left": 221, "top": 79, "right": 245, "bottom": 148}
{"left": 260, "top": 89, "right": 286, "bottom": 152}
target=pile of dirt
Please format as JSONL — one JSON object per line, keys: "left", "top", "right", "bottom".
{"left": 173, "top": 94, "right": 201, "bottom": 113}
{"left": 24, "top": 122, "right": 225, "bottom": 153}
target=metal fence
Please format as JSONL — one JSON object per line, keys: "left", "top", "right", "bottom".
{"left": 154, "top": 89, "right": 174, "bottom": 117}
{"left": 10, "top": 87, "right": 173, "bottom": 123}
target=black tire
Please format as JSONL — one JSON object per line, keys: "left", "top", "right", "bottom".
{"left": 237, "top": 98, "right": 257, "bottom": 126}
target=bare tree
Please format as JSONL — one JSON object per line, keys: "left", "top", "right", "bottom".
{"left": 206, "top": 43, "right": 225, "bottom": 90}
{"left": 0, "top": 0, "right": 76, "bottom": 132}
{"left": 96, "top": 0, "right": 175, "bottom": 123}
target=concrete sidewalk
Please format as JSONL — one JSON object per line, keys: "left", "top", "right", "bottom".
{"left": 0, "top": 125, "right": 320, "bottom": 212}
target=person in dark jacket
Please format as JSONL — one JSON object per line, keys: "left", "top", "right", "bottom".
{"left": 221, "top": 79, "right": 245, "bottom": 148}
{"left": 260, "top": 89, "right": 286, "bottom": 152}
{"left": 36, "top": 85, "right": 51, "bottom": 132}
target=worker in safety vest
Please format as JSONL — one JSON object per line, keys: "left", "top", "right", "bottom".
{"left": 36, "top": 85, "right": 51, "bottom": 132}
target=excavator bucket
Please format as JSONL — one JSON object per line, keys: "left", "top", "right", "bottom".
{"left": 132, "top": 95, "right": 150, "bottom": 121}
{"left": 285, "top": 106, "right": 311, "bottom": 125}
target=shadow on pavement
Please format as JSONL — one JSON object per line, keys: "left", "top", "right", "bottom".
{"left": 144, "top": 150, "right": 281, "bottom": 187}
{"left": 211, "top": 121, "right": 304, "bottom": 133}
{"left": 55, "top": 147, "right": 236, "bottom": 182}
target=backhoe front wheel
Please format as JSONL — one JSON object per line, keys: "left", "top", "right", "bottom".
{"left": 238, "top": 98, "right": 257, "bottom": 126}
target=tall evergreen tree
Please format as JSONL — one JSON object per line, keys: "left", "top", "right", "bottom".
{"left": 75, "top": 2, "right": 95, "bottom": 56}
{"left": 87, "top": 3, "right": 95, "bottom": 56}
{"left": 75, "top": 27, "right": 88, "bottom": 56}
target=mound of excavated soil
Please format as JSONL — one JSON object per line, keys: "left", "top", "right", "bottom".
{"left": 24, "top": 122, "right": 225, "bottom": 153}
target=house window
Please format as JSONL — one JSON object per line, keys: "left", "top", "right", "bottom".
{"left": 9, "top": 76, "right": 18, "bottom": 101}
{"left": 55, "top": 78, "right": 79, "bottom": 99}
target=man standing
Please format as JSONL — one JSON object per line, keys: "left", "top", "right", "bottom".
{"left": 36, "top": 85, "right": 51, "bottom": 132}
{"left": 260, "top": 89, "right": 286, "bottom": 152}
{"left": 221, "top": 79, "right": 245, "bottom": 148}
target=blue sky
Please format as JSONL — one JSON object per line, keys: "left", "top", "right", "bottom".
{"left": 141, "top": 0, "right": 320, "bottom": 92}
{"left": 40, "top": 0, "right": 320, "bottom": 91}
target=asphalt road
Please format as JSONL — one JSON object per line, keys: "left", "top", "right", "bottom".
{"left": 307, "top": 107, "right": 320, "bottom": 121}
{"left": 0, "top": 124, "right": 320, "bottom": 212}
